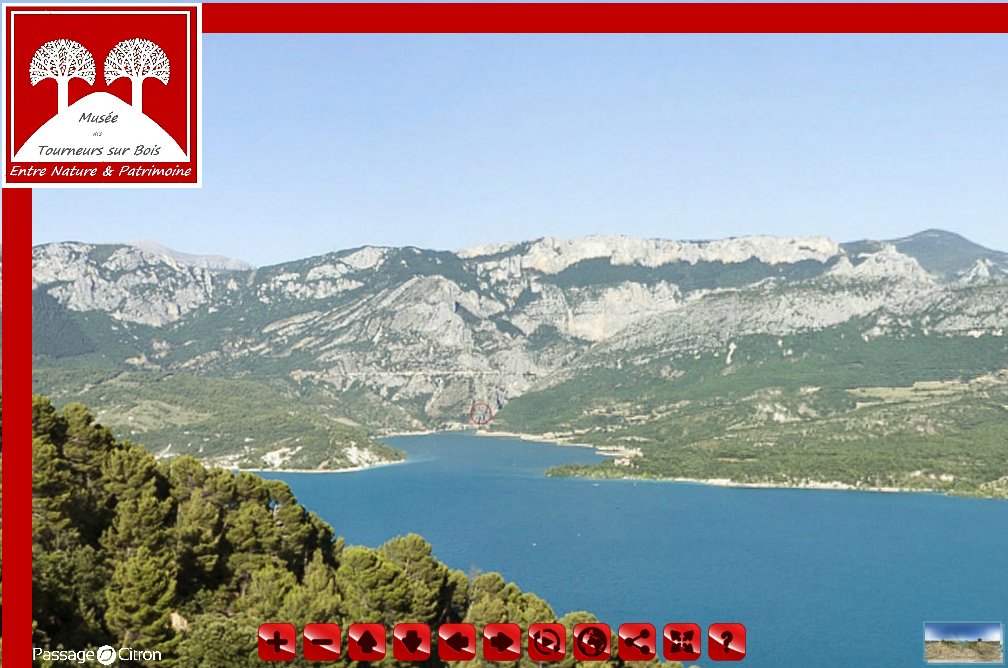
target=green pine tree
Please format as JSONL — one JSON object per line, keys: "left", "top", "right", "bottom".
{"left": 175, "top": 613, "right": 258, "bottom": 668}
{"left": 104, "top": 545, "right": 178, "bottom": 665}
{"left": 336, "top": 545, "right": 413, "bottom": 626}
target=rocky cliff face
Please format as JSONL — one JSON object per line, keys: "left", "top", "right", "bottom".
{"left": 32, "top": 230, "right": 1008, "bottom": 434}
{"left": 32, "top": 242, "right": 221, "bottom": 327}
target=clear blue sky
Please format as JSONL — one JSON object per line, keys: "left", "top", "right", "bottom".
{"left": 31, "top": 33, "right": 1008, "bottom": 267}
{"left": 925, "top": 622, "right": 1002, "bottom": 643}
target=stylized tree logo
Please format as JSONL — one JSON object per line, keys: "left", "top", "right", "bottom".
{"left": 104, "top": 38, "right": 170, "bottom": 114}
{"left": 29, "top": 39, "right": 97, "bottom": 113}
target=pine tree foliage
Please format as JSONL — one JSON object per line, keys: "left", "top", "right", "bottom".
{"left": 30, "top": 396, "right": 690, "bottom": 667}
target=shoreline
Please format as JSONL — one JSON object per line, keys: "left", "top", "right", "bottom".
{"left": 474, "top": 429, "right": 596, "bottom": 449}
{"left": 379, "top": 427, "right": 597, "bottom": 448}
{"left": 235, "top": 459, "right": 407, "bottom": 475}
{"left": 647, "top": 476, "right": 936, "bottom": 495}
{"left": 438, "top": 430, "right": 967, "bottom": 496}
{"left": 379, "top": 426, "right": 601, "bottom": 449}
{"left": 379, "top": 428, "right": 442, "bottom": 438}
{"left": 240, "top": 430, "right": 1003, "bottom": 498}
{"left": 465, "top": 432, "right": 984, "bottom": 497}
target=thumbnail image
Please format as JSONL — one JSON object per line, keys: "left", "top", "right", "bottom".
{"left": 925, "top": 623, "right": 1004, "bottom": 664}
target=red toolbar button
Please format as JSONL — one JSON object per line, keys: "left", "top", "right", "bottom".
{"left": 303, "top": 623, "right": 341, "bottom": 661}
{"left": 393, "top": 623, "right": 431, "bottom": 661}
{"left": 258, "top": 623, "right": 296, "bottom": 661}
{"left": 348, "top": 623, "right": 386, "bottom": 661}
{"left": 528, "top": 623, "right": 566, "bottom": 661}
{"left": 663, "top": 623, "right": 701, "bottom": 662}
{"left": 483, "top": 623, "right": 522, "bottom": 661}
{"left": 618, "top": 623, "right": 656, "bottom": 661}
{"left": 708, "top": 623, "right": 746, "bottom": 661}
{"left": 572, "top": 623, "right": 611, "bottom": 661}
{"left": 439, "top": 623, "right": 477, "bottom": 661}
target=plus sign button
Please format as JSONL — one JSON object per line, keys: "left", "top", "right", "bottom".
{"left": 258, "top": 623, "right": 296, "bottom": 661}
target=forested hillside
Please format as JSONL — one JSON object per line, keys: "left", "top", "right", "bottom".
{"left": 504, "top": 327, "right": 1008, "bottom": 497}
{"left": 31, "top": 397, "right": 689, "bottom": 667}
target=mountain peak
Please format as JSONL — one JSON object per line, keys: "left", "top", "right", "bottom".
{"left": 886, "top": 229, "right": 1007, "bottom": 279}
{"left": 894, "top": 228, "right": 971, "bottom": 243}
{"left": 127, "top": 239, "right": 252, "bottom": 272}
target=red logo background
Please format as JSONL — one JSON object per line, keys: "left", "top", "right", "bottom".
{"left": 4, "top": 4, "right": 199, "bottom": 186}
{"left": 10, "top": 9, "right": 190, "bottom": 156}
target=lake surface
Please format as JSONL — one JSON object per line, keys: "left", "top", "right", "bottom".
{"left": 261, "top": 432, "right": 1008, "bottom": 667}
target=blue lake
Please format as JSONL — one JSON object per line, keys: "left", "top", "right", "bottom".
{"left": 261, "top": 432, "right": 1008, "bottom": 667}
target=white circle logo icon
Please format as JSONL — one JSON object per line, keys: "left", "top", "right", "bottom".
{"left": 97, "top": 645, "right": 116, "bottom": 665}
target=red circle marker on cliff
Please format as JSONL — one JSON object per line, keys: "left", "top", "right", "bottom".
{"left": 470, "top": 403, "right": 493, "bottom": 425}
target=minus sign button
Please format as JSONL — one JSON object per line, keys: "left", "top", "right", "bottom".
{"left": 311, "top": 638, "right": 334, "bottom": 645}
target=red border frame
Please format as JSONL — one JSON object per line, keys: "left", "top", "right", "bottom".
{"left": 7, "top": 4, "right": 1008, "bottom": 660}
{"left": 2, "top": 186, "right": 30, "bottom": 656}
{"left": 203, "top": 3, "right": 1008, "bottom": 32}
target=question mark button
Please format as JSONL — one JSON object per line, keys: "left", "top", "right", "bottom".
{"left": 707, "top": 623, "right": 746, "bottom": 661}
